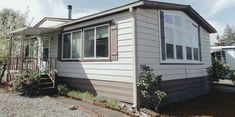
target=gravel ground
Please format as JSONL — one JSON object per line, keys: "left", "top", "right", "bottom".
{"left": 0, "top": 92, "right": 90, "bottom": 117}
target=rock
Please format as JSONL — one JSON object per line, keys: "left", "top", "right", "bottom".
{"left": 68, "top": 105, "right": 77, "bottom": 110}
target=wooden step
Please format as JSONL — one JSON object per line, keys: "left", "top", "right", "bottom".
{"left": 40, "top": 78, "right": 52, "bottom": 83}
{"left": 40, "top": 82, "right": 53, "bottom": 88}
{"left": 40, "top": 87, "right": 57, "bottom": 95}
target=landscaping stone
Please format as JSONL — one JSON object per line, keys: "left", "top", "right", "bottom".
{"left": 0, "top": 92, "right": 90, "bottom": 117}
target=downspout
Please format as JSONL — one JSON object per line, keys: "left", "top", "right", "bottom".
{"left": 130, "top": 7, "right": 138, "bottom": 109}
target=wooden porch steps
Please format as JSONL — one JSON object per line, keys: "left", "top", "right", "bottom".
{"left": 40, "top": 74, "right": 56, "bottom": 95}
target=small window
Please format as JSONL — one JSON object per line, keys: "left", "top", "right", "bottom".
{"left": 222, "top": 51, "right": 226, "bottom": 62}
{"left": 186, "top": 47, "right": 192, "bottom": 60}
{"left": 193, "top": 48, "right": 199, "bottom": 60}
{"left": 176, "top": 45, "right": 183, "bottom": 59}
{"left": 216, "top": 52, "right": 222, "bottom": 60}
{"left": 165, "top": 14, "right": 173, "bottom": 24}
{"left": 166, "top": 43, "right": 174, "bottom": 59}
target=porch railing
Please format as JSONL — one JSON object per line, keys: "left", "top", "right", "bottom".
{"left": 46, "top": 57, "right": 57, "bottom": 87}
{"left": 9, "top": 57, "right": 40, "bottom": 73}
{"left": 8, "top": 57, "right": 57, "bottom": 87}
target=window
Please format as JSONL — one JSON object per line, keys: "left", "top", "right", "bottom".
{"left": 84, "top": 25, "right": 109, "bottom": 58}
{"left": 193, "top": 48, "right": 199, "bottom": 60}
{"left": 186, "top": 47, "right": 192, "bottom": 60}
{"left": 176, "top": 45, "right": 183, "bottom": 59}
{"left": 96, "top": 26, "right": 109, "bottom": 57}
{"left": 84, "top": 28, "right": 95, "bottom": 57}
{"left": 166, "top": 44, "right": 174, "bottom": 59}
{"left": 62, "top": 30, "right": 82, "bottom": 60}
{"left": 161, "top": 10, "right": 201, "bottom": 63}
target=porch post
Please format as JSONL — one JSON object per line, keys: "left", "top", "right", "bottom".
{"left": 6, "top": 35, "right": 13, "bottom": 82}
{"left": 20, "top": 33, "right": 25, "bottom": 73}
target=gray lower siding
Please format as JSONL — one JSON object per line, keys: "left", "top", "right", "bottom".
{"left": 58, "top": 76, "right": 134, "bottom": 104}
{"left": 161, "top": 76, "right": 209, "bottom": 105}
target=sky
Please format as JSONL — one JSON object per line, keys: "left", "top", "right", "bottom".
{"left": 0, "top": 0, "right": 234, "bottom": 44}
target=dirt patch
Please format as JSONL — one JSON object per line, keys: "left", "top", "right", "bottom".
{"left": 160, "top": 91, "right": 235, "bottom": 117}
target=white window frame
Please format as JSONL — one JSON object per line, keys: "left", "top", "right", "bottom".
{"left": 61, "top": 29, "right": 82, "bottom": 60}
{"left": 159, "top": 10, "right": 202, "bottom": 64}
{"left": 83, "top": 24, "right": 110, "bottom": 60}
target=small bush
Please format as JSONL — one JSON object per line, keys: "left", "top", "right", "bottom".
{"left": 57, "top": 84, "right": 70, "bottom": 96}
{"left": 12, "top": 70, "right": 39, "bottom": 96}
{"left": 207, "top": 58, "right": 230, "bottom": 82}
{"left": 137, "top": 65, "right": 166, "bottom": 112}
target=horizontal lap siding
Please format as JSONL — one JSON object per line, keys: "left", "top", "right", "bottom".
{"left": 50, "top": 12, "right": 134, "bottom": 103}
{"left": 59, "top": 77, "right": 133, "bottom": 103}
{"left": 135, "top": 8, "right": 211, "bottom": 81}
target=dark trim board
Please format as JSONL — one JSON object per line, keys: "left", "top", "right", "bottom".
{"left": 160, "top": 76, "right": 209, "bottom": 105}
{"left": 57, "top": 76, "right": 134, "bottom": 104}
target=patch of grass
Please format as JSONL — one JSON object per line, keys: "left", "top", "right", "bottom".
{"left": 57, "top": 84, "right": 120, "bottom": 108}
{"left": 95, "top": 96, "right": 120, "bottom": 107}
{"left": 67, "top": 90, "right": 96, "bottom": 101}
{"left": 160, "top": 91, "right": 235, "bottom": 117}
{"left": 57, "top": 84, "right": 70, "bottom": 96}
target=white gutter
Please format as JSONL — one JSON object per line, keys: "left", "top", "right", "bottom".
{"left": 130, "top": 7, "right": 138, "bottom": 109}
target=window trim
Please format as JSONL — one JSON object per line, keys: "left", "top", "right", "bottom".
{"left": 159, "top": 10, "right": 202, "bottom": 64}
{"left": 61, "top": 29, "right": 82, "bottom": 61}
{"left": 83, "top": 24, "right": 110, "bottom": 60}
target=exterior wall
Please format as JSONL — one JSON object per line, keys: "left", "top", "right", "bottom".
{"left": 135, "top": 8, "right": 211, "bottom": 102}
{"left": 225, "top": 49, "right": 235, "bottom": 70}
{"left": 50, "top": 11, "right": 134, "bottom": 103}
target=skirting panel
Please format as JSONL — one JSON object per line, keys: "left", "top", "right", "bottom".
{"left": 161, "top": 76, "right": 210, "bottom": 105}
{"left": 58, "top": 76, "right": 134, "bottom": 104}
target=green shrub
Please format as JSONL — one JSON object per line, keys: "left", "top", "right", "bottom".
{"left": 57, "top": 84, "right": 70, "bottom": 96}
{"left": 12, "top": 70, "right": 39, "bottom": 96}
{"left": 137, "top": 65, "right": 166, "bottom": 112}
{"left": 207, "top": 58, "right": 230, "bottom": 82}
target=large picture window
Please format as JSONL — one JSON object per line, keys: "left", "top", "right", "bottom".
{"left": 61, "top": 24, "right": 109, "bottom": 61}
{"left": 161, "top": 10, "right": 200, "bottom": 63}
{"left": 62, "top": 30, "right": 81, "bottom": 60}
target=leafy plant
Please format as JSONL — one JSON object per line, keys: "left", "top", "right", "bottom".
{"left": 229, "top": 71, "right": 235, "bottom": 84}
{"left": 207, "top": 57, "right": 230, "bottom": 82}
{"left": 137, "top": 65, "right": 166, "bottom": 112}
{"left": 57, "top": 83, "right": 70, "bottom": 96}
{"left": 12, "top": 70, "right": 39, "bottom": 96}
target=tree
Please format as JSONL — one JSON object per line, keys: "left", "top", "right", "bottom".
{"left": 0, "top": 8, "right": 30, "bottom": 82}
{"left": 0, "top": 8, "right": 30, "bottom": 63}
{"left": 219, "top": 24, "right": 235, "bottom": 46}
{"left": 214, "top": 33, "right": 225, "bottom": 46}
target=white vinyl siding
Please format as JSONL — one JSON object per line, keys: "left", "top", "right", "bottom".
{"left": 135, "top": 8, "right": 211, "bottom": 81}
{"left": 51, "top": 11, "right": 134, "bottom": 83}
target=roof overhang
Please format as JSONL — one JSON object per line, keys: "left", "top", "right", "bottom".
{"left": 34, "top": 17, "right": 74, "bottom": 27}
{"left": 10, "top": 27, "right": 62, "bottom": 36}
{"left": 60, "top": 0, "right": 216, "bottom": 33}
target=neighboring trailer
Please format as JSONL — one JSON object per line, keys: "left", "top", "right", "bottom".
{"left": 211, "top": 46, "right": 235, "bottom": 70}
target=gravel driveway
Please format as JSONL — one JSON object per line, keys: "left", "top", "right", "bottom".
{"left": 0, "top": 92, "right": 90, "bottom": 117}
